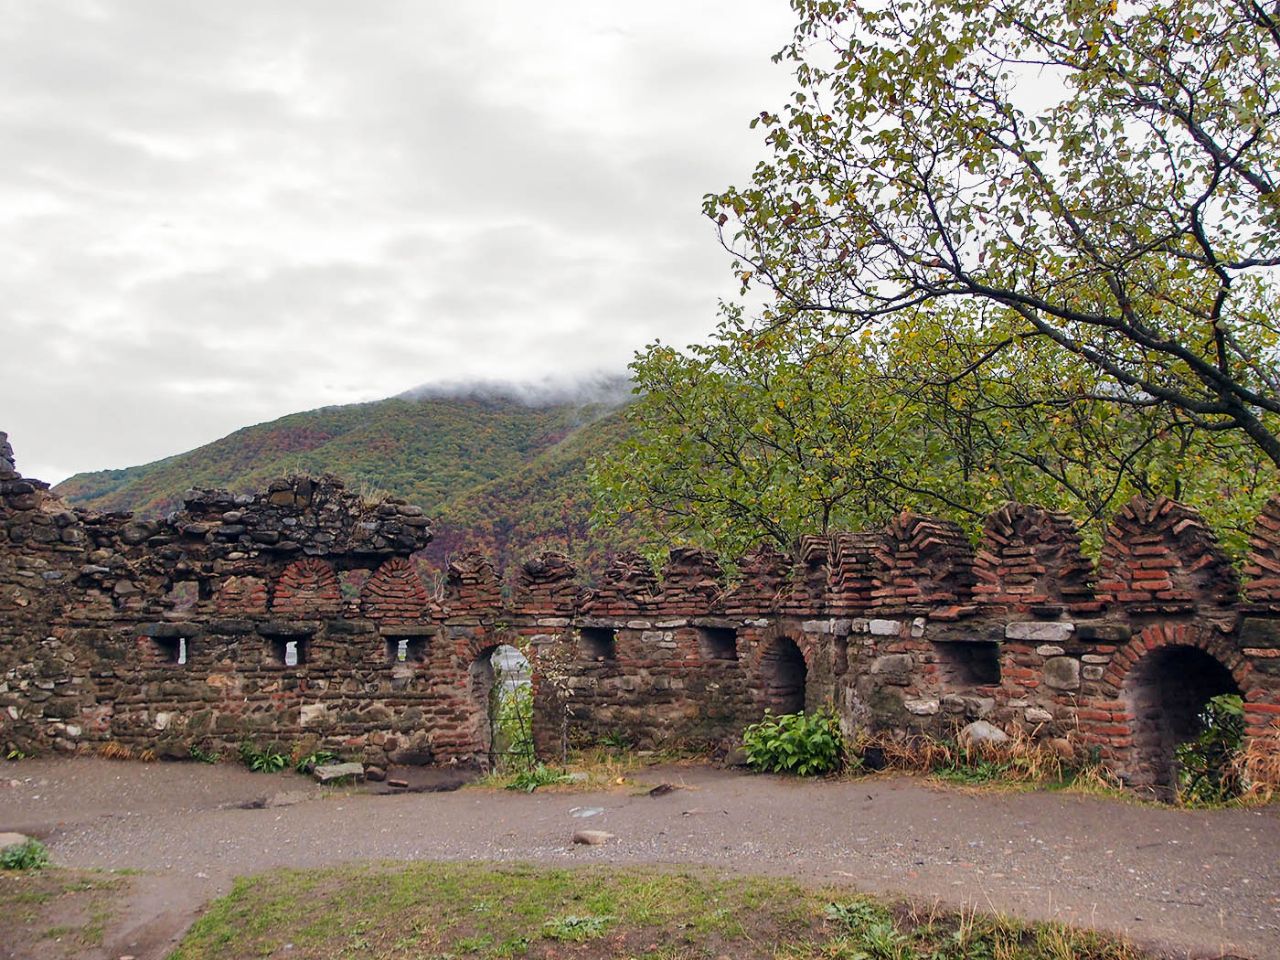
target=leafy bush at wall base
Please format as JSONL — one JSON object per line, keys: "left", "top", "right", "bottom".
{"left": 1176, "top": 694, "right": 1245, "bottom": 805}
{"left": 1, "top": 838, "right": 50, "bottom": 871}
{"left": 742, "top": 708, "right": 843, "bottom": 776}
{"left": 239, "top": 742, "right": 289, "bottom": 774}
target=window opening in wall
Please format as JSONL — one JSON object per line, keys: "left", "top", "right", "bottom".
{"left": 269, "top": 636, "right": 309, "bottom": 667}
{"left": 152, "top": 635, "right": 189, "bottom": 666}
{"left": 470, "top": 644, "right": 532, "bottom": 768}
{"left": 697, "top": 626, "right": 738, "bottom": 661}
{"left": 385, "top": 634, "right": 429, "bottom": 664}
{"left": 933, "top": 641, "right": 1001, "bottom": 686}
{"left": 760, "top": 637, "right": 807, "bottom": 714}
{"left": 579, "top": 626, "right": 617, "bottom": 661}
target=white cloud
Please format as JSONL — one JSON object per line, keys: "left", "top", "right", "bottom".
{"left": 0, "top": 0, "right": 796, "bottom": 482}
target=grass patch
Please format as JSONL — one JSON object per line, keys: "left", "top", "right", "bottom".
{"left": 471, "top": 746, "right": 685, "bottom": 793}
{"left": 0, "top": 867, "right": 130, "bottom": 958}
{"left": 170, "top": 861, "right": 1148, "bottom": 960}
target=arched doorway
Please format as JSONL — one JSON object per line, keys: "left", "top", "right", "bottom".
{"left": 1122, "top": 644, "right": 1242, "bottom": 799}
{"left": 760, "top": 637, "right": 807, "bottom": 714}
{"left": 468, "top": 644, "right": 531, "bottom": 767}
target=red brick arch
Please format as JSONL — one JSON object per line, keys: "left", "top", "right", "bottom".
{"left": 751, "top": 633, "right": 812, "bottom": 715}
{"left": 1082, "top": 622, "right": 1258, "bottom": 794}
{"left": 360, "top": 557, "right": 431, "bottom": 624}
{"left": 270, "top": 558, "right": 341, "bottom": 617}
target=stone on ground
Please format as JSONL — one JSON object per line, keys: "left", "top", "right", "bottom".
{"left": 313, "top": 762, "right": 365, "bottom": 783}
{"left": 0, "top": 832, "right": 31, "bottom": 850}
{"left": 572, "top": 829, "right": 614, "bottom": 846}
{"left": 958, "top": 720, "right": 1009, "bottom": 749}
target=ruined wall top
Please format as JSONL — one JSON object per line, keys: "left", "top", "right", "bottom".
{"left": 0, "top": 431, "right": 15, "bottom": 477}
{"left": 0, "top": 433, "right": 433, "bottom": 597}
{"left": 7, "top": 429, "right": 1280, "bottom": 626}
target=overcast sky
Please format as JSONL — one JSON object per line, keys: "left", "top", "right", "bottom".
{"left": 0, "top": 1, "right": 797, "bottom": 483}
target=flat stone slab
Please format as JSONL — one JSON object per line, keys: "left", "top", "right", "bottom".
{"left": 313, "top": 762, "right": 365, "bottom": 784}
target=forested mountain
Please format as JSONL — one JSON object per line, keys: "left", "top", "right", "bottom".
{"left": 55, "top": 382, "right": 636, "bottom": 578}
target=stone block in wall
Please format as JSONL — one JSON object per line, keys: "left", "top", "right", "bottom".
{"left": 870, "top": 653, "right": 914, "bottom": 685}
{"left": 1241, "top": 617, "right": 1280, "bottom": 648}
{"left": 1042, "top": 657, "right": 1081, "bottom": 690}
{"left": 1006, "top": 621, "right": 1074, "bottom": 643}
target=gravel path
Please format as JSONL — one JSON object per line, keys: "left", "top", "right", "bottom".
{"left": 3, "top": 759, "right": 1278, "bottom": 960}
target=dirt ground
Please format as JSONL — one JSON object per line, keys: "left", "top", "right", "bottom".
{"left": 1, "top": 758, "right": 1277, "bottom": 960}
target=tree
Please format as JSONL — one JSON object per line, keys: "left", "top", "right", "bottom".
{"left": 706, "top": 0, "right": 1280, "bottom": 466}
{"left": 590, "top": 306, "right": 1274, "bottom": 560}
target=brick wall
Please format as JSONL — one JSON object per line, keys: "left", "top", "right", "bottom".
{"left": 2, "top": 430, "right": 1278, "bottom": 787}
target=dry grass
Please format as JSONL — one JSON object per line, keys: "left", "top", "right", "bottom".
{"left": 95, "top": 742, "right": 134, "bottom": 761}
{"left": 1238, "top": 738, "right": 1280, "bottom": 803}
{"left": 94, "top": 742, "right": 157, "bottom": 764}
{"left": 849, "top": 726, "right": 1076, "bottom": 788}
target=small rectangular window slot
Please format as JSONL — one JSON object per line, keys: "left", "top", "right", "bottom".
{"left": 385, "top": 635, "right": 428, "bottom": 664}
{"left": 579, "top": 626, "right": 617, "bottom": 661}
{"left": 152, "top": 636, "right": 189, "bottom": 666}
{"left": 933, "top": 640, "right": 1001, "bottom": 686}
{"left": 697, "top": 626, "right": 738, "bottom": 661}
{"left": 271, "top": 637, "right": 309, "bottom": 667}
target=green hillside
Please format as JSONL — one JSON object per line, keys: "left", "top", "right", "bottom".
{"left": 55, "top": 385, "right": 639, "bottom": 579}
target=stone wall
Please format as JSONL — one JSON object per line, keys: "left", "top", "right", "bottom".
{"left": 2, "top": 431, "right": 1279, "bottom": 792}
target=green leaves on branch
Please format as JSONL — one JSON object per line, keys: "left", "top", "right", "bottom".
{"left": 710, "top": 0, "right": 1280, "bottom": 469}
{"left": 588, "top": 305, "right": 1275, "bottom": 561}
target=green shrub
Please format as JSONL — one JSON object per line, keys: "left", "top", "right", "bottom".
{"left": 742, "top": 708, "right": 843, "bottom": 776}
{"left": 1176, "top": 693, "right": 1245, "bottom": 804}
{"left": 506, "top": 763, "right": 571, "bottom": 792}
{"left": 189, "top": 741, "right": 220, "bottom": 764}
{"left": 493, "top": 681, "right": 536, "bottom": 770}
{"left": 293, "top": 749, "right": 340, "bottom": 775}
{"left": 239, "top": 742, "right": 289, "bottom": 774}
{"left": 542, "top": 914, "right": 615, "bottom": 942}
{"left": 1, "top": 838, "right": 49, "bottom": 871}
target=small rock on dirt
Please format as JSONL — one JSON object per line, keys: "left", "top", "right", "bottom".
{"left": 723, "top": 747, "right": 749, "bottom": 767}
{"left": 313, "top": 762, "right": 365, "bottom": 784}
{"left": 648, "top": 783, "right": 675, "bottom": 797}
{"left": 0, "top": 831, "right": 31, "bottom": 849}
{"left": 364, "top": 765, "right": 386, "bottom": 782}
{"left": 573, "top": 829, "right": 614, "bottom": 846}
